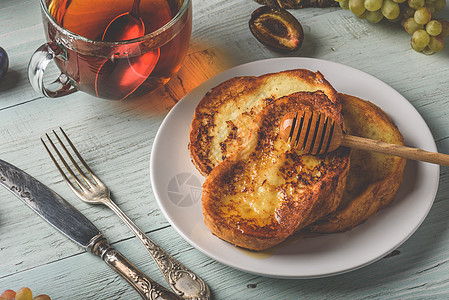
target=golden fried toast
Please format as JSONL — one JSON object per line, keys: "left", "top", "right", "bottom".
{"left": 201, "top": 91, "right": 351, "bottom": 251}
{"left": 308, "top": 94, "right": 406, "bottom": 233}
{"left": 189, "top": 69, "right": 340, "bottom": 176}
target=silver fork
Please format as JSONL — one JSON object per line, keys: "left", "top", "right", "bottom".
{"left": 42, "top": 128, "right": 210, "bottom": 300}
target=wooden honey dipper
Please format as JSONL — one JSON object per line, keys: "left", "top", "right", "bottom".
{"left": 279, "top": 110, "right": 449, "bottom": 166}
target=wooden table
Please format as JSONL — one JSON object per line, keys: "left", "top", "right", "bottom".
{"left": 1, "top": 0, "right": 449, "bottom": 298}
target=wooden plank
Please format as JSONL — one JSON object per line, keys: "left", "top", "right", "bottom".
{"left": 3, "top": 215, "right": 449, "bottom": 299}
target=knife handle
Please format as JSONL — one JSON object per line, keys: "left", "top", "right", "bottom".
{"left": 91, "top": 237, "right": 180, "bottom": 300}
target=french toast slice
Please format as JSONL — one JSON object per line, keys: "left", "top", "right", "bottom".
{"left": 202, "top": 91, "right": 351, "bottom": 251}
{"left": 307, "top": 94, "right": 406, "bottom": 233}
{"left": 189, "top": 69, "right": 340, "bottom": 176}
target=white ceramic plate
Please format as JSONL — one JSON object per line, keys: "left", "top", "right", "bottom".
{"left": 150, "top": 57, "right": 439, "bottom": 278}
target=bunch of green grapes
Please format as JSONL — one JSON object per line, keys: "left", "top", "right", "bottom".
{"left": 336, "top": 0, "right": 449, "bottom": 54}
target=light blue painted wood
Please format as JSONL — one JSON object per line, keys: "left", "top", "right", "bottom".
{"left": 1, "top": 0, "right": 449, "bottom": 299}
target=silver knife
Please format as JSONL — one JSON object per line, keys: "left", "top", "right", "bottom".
{"left": 0, "top": 159, "right": 180, "bottom": 300}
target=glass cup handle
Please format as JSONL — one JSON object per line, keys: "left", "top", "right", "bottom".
{"left": 27, "top": 42, "right": 77, "bottom": 98}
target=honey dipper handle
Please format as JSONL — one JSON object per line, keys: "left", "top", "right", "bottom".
{"left": 341, "top": 135, "right": 449, "bottom": 166}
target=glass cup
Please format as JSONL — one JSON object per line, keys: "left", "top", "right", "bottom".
{"left": 28, "top": 0, "right": 192, "bottom": 100}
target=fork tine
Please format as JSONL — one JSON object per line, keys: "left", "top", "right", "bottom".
{"left": 57, "top": 127, "right": 101, "bottom": 184}
{"left": 43, "top": 131, "right": 90, "bottom": 192}
{"left": 41, "top": 137, "right": 85, "bottom": 197}
{"left": 52, "top": 129, "right": 90, "bottom": 181}
{"left": 41, "top": 137, "right": 71, "bottom": 184}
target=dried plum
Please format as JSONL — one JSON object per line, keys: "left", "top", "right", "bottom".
{"left": 0, "top": 47, "right": 8, "bottom": 80}
{"left": 249, "top": 6, "right": 304, "bottom": 51}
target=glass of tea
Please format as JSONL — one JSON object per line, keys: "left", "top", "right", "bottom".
{"left": 28, "top": 0, "right": 192, "bottom": 100}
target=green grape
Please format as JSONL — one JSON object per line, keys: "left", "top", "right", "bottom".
{"left": 366, "top": 10, "right": 384, "bottom": 23}
{"left": 411, "top": 38, "right": 426, "bottom": 51}
{"left": 428, "top": 35, "right": 445, "bottom": 52}
{"left": 402, "top": 6, "right": 416, "bottom": 19}
{"left": 341, "top": 0, "right": 447, "bottom": 54}
{"left": 408, "top": 0, "right": 424, "bottom": 9}
{"left": 434, "top": 0, "right": 446, "bottom": 11}
{"left": 350, "top": 0, "right": 366, "bottom": 16}
{"left": 364, "top": 0, "right": 383, "bottom": 11}
{"left": 426, "top": 20, "right": 442, "bottom": 36}
{"left": 15, "top": 287, "right": 32, "bottom": 300}
{"left": 381, "top": 0, "right": 400, "bottom": 19}
{"left": 438, "top": 19, "right": 449, "bottom": 38}
{"left": 412, "top": 29, "right": 430, "bottom": 47}
{"left": 33, "top": 295, "right": 52, "bottom": 300}
{"left": 404, "top": 17, "right": 424, "bottom": 34}
{"left": 410, "top": 38, "right": 426, "bottom": 51}
{"left": 357, "top": 10, "right": 368, "bottom": 19}
{"left": 414, "top": 7, "right": 432, "bottom": 24}
{"left": 340, "top": 0, "right": 350, "bottom": 9}
{"left": 388, "top": 15, "right": 402, "bottom": 22}
{"left": 422, "top": 46, "right": 435, "bottom": 54}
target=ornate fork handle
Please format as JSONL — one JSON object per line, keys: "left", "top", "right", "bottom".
{"left": 104, "top": 198, "right": 210, "bottom": 299}
{"left": 90, "top": 236, "right": 180, "bottom": 300}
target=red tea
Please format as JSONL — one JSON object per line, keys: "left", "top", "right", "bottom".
{"left": 44, "top": 0, "right": 191, "bottom": 100}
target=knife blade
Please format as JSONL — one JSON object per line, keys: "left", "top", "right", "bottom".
{"left": 0, "top": 159, "right": 100, "bottom": 247}
{"left": 0, "top": 159, "right": 179, "bottom": 300}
